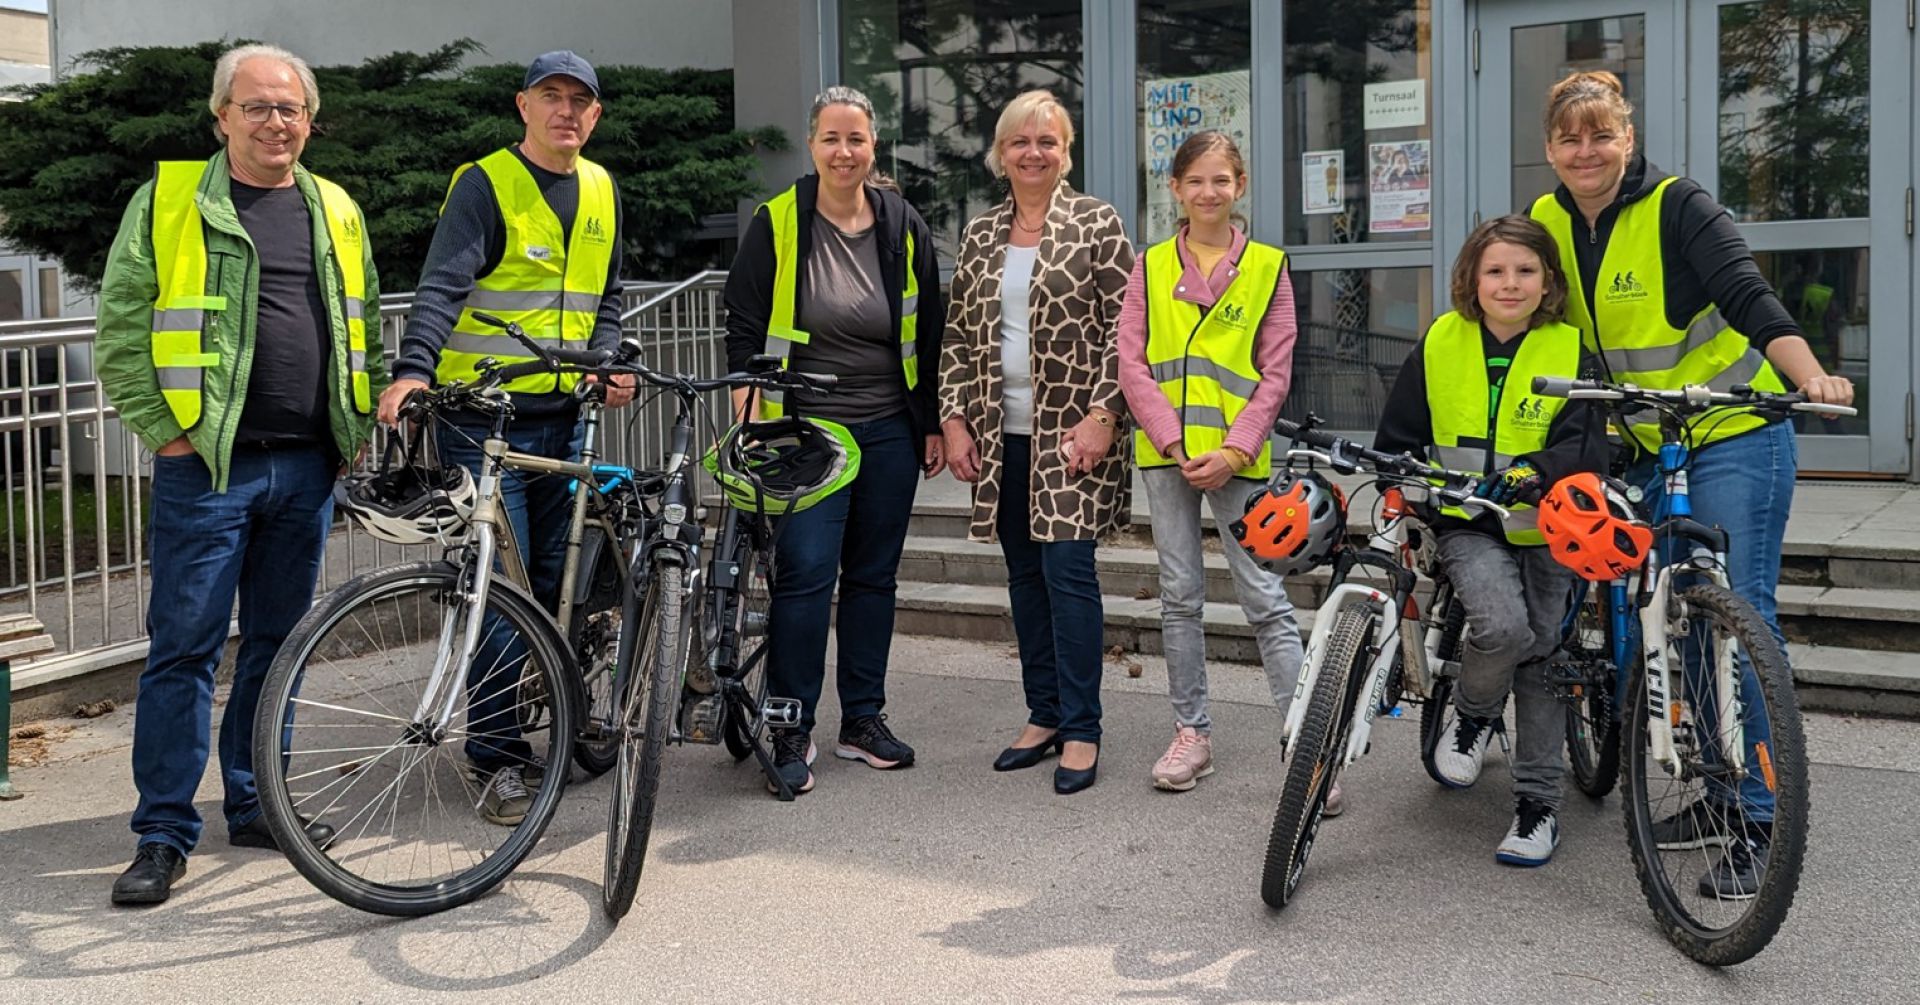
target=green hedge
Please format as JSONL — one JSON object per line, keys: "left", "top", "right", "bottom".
{"left": 0, "top": 40, "right": 784, "bottom": 291}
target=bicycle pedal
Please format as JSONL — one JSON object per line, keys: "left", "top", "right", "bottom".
{"left": 762, "top": 696, "right": 801, "bottom": 727}
{"left": 681, "top": 694, "right": 725, "bottom": 744}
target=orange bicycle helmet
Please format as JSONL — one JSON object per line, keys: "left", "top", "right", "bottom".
{"left": 1539, "top": 472, "right": 1653, "bottom": 581}
{"left": 1231, "top": 471, "right": 1347, "bottom": 577}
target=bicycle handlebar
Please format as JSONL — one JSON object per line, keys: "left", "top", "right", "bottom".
{"left": 1272, "top": 417, "right": 1507, "bottom": 518}
{"left": 1530, "top": 376, "right": 1856, "bottom": 418}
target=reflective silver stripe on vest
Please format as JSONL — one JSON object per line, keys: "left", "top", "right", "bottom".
{"left": 156, "top": 368, "right": 199, "bottom": 391}
{"left": 899, "top": 338, "right": 916, "bottom": 360}
{"left": 900, "top": 293, "right": 919, "bottom": 316}
{"left": 349, "top": 350, "right": 367, "bottom": 371}
{"left": 1505, "top": 507, "right": 1540, "bottom": 533}
{"left": 1182, "top": 405, "right": 1229, "bottom": 430}
{"left": 444, "top": 332, "right": 569, "bottom": 357}
{"left": 153, "top": 308, "right": 205, "bottom": 331}
{"left": 463, "top": 289, "right": 604, "bottom": 313}
{"left": 1708, "top": 348, "right": 1769, "bottom": 392}
{"left": 343, "top": 297, "right": 365, "bottom": 321}
{"left": 1604, "top": 308, "right": 1728, "bottom": 374}
{"left": 1433, "top": 445, "right": 1484, "bottom": 472}
{"left": 1148, "top": 357, "right": 1261, "bottom": 400}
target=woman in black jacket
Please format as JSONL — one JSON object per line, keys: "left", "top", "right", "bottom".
{"left": 721, "top": 85, "right": 945, "bottom": 797}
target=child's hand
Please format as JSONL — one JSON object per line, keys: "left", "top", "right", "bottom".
{"left": 1181, "top": 451, "right": 1237, "bottom": 491}
{"left": 1477, "top": 462, "right": 1542, "bottom": 506}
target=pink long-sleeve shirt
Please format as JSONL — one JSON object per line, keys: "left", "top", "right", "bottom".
{"left": 1116, "top": 225, "right": 1298, "bottom": 460}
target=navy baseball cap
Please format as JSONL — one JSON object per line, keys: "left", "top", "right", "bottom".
{"left": 523, "top": 50, "right": 599, "bottom": 97}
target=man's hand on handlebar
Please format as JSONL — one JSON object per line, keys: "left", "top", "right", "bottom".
{"left": 584, "top": 371, "right": 637, "bottom": 408}
{"left": 377, "top": 377, "right": 431, "bottom": 426}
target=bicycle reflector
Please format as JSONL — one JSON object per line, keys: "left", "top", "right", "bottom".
{"left": 1231, "top": 471, "right": 1347, "bottom": 577}
{"left": 1538, "top": 472, "right": 1653, "bottom": 581}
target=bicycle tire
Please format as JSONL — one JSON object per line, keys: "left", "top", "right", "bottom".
{"left": 254, "top": 560, "right": 577, "bottom": 917}
{"left": 1418, "top": 587, "right": 1465, "bottom": 786}
{"left": 1621, "top": 582, "right": 1807, "bottom": 966}
{"left": 569, "top": 529, "right": 628, "bottom": 777}
{"left": 1563, "top": 586, "right": 1621, "bottom": 798}
{"left": 721, "top": 531, "right": 774, "bottom": 762}
{"left": 602, "top": 554, "right": 686, "bottom": 921}
{"left": 1261, "top": 603, "right": 1373, "bottom": 909}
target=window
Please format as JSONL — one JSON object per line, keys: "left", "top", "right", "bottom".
{"left": 1136, "top": 0, "right": 1252, "bottom": 244}
{"left": 1282, "top": 0, "right": 1433, "bottom": 248}
{"left": 841, "top": 0, "right": 1085, "bottom": 257}
{"left": 1283, "top": 267, "right": 1432, "bottom": 430}
{"left": 1753, "top": 247, "right": 1870, "bottom": 437}
{"left": 1717, "top": 0, "right": 1869, "bottom": 224}
{"left": 37, "top": 266, "right": 60, "bottom": 319}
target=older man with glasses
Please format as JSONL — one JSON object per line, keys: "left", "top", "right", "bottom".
{"left": 96, "top": 42, "right": 385, "bottom": 905}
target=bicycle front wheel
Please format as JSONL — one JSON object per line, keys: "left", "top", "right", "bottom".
{"left": 1261, "top": 602, "right": 1372, "bottom": 909}
{"left": 602, "top": 554, "right": 686, "bottom": 921}
{"left": 1622, "top": 582, "right": 1807, "bottom": 966}
{"left": 253, "top": 560, "right": 576, "bottom": 917}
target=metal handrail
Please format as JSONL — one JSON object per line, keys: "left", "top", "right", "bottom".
{"left": 619, "top": 269, "right": 727, "bottom": 323}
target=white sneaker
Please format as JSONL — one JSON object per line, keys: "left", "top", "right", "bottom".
{"left": 1495, "top": 798, "right": 1560, "bottom": 867}
{"left": 1432, "top": 714, "right": 1497, "bottom": 789}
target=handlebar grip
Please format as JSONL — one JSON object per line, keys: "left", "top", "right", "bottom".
{"left": 545, "top": 346, "right": 614, "bottom": 367}
{"left": 470, "top": 311, "right": 510, "bottom": 330}
{"left": 1531, "top": 375, "right": 1585, "bottom": 398}
{"left": 493, "top": 358, "right": 555, "bottom": 383}
{"left": 796, "top": 371, "right": 838, "bottom": 388}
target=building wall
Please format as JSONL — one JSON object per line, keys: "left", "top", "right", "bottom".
{"left": 731, "top": 0, "right": 821, "bottom": 202}
{"left": 0, "top": 8, "right": 48, "bottom": 65}
{"left": 48, "top": 0, "right": 729, "bottom": 75}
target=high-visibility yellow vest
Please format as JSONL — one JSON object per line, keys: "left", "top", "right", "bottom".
{"left": 437, "top": 149, "right": 616, "bottom": 395}
{"left": 755, "top": 184, "right": 919, "bottom": 419}
{"left": 1133, "top": 236, "right": 1284, "bottom": 479}
{"left": 1531, "top": 179, "right": 1786, "bottom": 452}
{"left": 149, "top": 161, "right": 370, "bottom": 428}
{"left": 1423, "top": 312, "right": 1581, "bottom": 546}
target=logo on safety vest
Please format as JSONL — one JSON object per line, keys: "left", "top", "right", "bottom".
{"left": 1605, "top": 270, "right": 1648, "bottom": 303}
{"left": 525, "top": 245, "right": 552, "bottom": 261}
{"left": 584, "top": 216, "right": 607, "bottom": 243}
{"left": 1215, "top": 303, "right": 1247, "bottom": 328}
{"left": 1511, "top": 396, "right": 1551, "bottom": 430}
{"left": 340, "top": 214, "right": 360, "bottom": 246}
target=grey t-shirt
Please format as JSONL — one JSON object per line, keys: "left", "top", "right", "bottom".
{"left": 788, "top": 213, "right": 905, "bottom": 422}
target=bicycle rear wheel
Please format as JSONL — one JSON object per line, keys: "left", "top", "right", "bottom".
{"left": 721, "top": 528, "right": 775, "bottom": 762}
{"left": 602, "top": 554, "right": 686, "bottom": 922}
{"left": 1622, "top": 582, "right": 1807, "bottom": 965}
{"left": 1418, "top": 586, "right": 1466, "bottom": 785}
{"left": 1562, "top": 584, "right": 1621, "bottom": 798}
{"left": 569, "top": 529, "right": 629, "bottom": 777}
{"left": 1261, "top": 602, "right": 1372, "bottom": 909}
{"left": 253, "top": 560, "right": 576, "bottom": 917}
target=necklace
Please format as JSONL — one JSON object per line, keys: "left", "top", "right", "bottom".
{"left": 1012, "top": 205, "right": 1045, "bottom": 234}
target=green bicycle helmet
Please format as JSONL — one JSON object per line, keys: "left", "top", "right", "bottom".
{"left": 704, "top": 416, "right": 861, "bottom": 515}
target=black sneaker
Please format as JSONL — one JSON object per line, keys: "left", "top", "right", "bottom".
{"left": 1652, "top": 798, "right": 1734, "bottom": 850}
{"left": 1699, "top": 826, "right": 1771, "bottom": 901}
{"left": 111, "top": 843, "right": 186, "bottom": 906}
{"left": 768, "top": 729, "right": 816, "bottom": 796}
{"left": 834, "top": 713, "right": 915, "bottom": 769}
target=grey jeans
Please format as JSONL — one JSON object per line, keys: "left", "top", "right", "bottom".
{"left": 1142, "top": 468, "right": 1304, "bottom": 732}
{"left": 1436, "top": 529, "right": 1574, "bottom": 808}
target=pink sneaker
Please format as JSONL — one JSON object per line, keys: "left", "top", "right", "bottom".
{"left": 1152, "top": 725, "right": 1214, "bottom": 791}
{"left": 1322, "top": 780, "right": 1347, "bottom": 818}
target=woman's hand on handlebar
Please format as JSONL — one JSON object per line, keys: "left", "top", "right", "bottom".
{"left": 1799, "top": 372, "right": 1855, "bottom": 408}
{"left": 377, "top": 377, "right": 431, "bottom": 426}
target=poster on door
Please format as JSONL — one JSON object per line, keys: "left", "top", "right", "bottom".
{"left": 1367, "top": 139, "right": 1431, "bottom": 234}
{"left": 1142, "top": 70, "right": 1251, "bottom": 243}
{"left": 1302, "top": 150, "right": 1344, "bottom": 215}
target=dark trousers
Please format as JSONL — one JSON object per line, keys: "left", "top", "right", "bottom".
{"left": 130, "top": 444, "right": 335, "bottom": 855}
{"left": 766, "top": 412, "right": 920, "bottom": 733}
{"left": 997, "top": 434, "right": 1105, "bottom": 744}
{"left": 437, "top": 414, "right": 582, "bottom": 770}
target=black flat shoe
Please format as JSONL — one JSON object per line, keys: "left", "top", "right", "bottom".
{"left": 111, "top": 843, "right": 186, "bottom": 906}
{"left": 993, "top": 736, "right": 1062, "bottom": 772}
{"left": 230, "top": 813, "right": 335, "bottom": 851}
{"left": 1054, "top": 755, "right": 1099, "bottom": 795}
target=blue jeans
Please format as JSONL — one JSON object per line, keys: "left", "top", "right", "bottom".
{"left": 1628, "top": 419, "right": 1795, "bottom": 823}
{"left": 767, "top": 411, "right": 920, "bottom": 734}
{"left": 130, "top": 444, "right": 335, "bottom": 855}
{"left": 438, "top": 413, "right": 583, "bottom": 769}
{"left": 997, "top": 435, "right": 1105, "bottom": 744}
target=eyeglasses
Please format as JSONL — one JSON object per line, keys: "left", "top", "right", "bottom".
{"left": 230, "top": 101, "right": 309, "bottom": 124}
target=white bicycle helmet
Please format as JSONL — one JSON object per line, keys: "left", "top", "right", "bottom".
{"left": 334, "top": 442, "right": 477, "bottom": 546}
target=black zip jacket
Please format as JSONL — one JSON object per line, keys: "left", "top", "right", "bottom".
{"left": 1548, "top": 155, "right": 1799, "bottom": 371}
{"left": 723, "top": 175, "right": 945, "bottom": 442}
{"left": 1374, "top": 322, "right": 1611, "bottom": 540}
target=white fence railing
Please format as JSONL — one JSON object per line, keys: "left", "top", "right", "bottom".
{"left": 0, "top": 272, "right": 730, "bottom": 687}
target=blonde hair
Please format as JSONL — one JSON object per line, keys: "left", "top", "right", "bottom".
{"left": 1544, "top": 70, "right": 1633, "bottom": 140}
{"left": 985, "top": 89, "right": 1074, "bottom": 179}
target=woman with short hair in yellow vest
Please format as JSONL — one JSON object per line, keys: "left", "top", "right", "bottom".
{"left": 1529, "top": 71, "right": 1853, "bottom": 896}
{"left": 1115, "top": 132, "right": 1310, "bottom": 798}
{"left": 721, "top": 86, "right": 946, "bottom": 798}
{"left": 1374, "top": 215, "right": 1609, "bottom": 867}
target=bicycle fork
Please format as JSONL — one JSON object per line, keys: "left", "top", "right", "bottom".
{"left": 1637, "top": 563, "right": 1748, "bottom": 782}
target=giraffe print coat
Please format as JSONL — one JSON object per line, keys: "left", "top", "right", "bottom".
{"left": 939, "top": 183, "right": 1135, "bottom": 544}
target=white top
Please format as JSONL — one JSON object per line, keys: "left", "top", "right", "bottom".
{"left": 998, "top": 245, "right": 1039, "bottom": 435}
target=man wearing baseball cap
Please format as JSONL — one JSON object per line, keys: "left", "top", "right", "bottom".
{"left": 379, "top": 50, "right": 633, "bottom": 826}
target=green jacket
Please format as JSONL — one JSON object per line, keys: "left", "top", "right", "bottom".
{"left": 97, "top": 150, "right": 387, "bottom": 491}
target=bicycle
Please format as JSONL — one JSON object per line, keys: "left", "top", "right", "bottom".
{"left": 593, "top": 351, "right": 837, "bottom": 921}
{"left": 1530, "top": 376, "right": 1853, "bottom": 965}
{"left": 1259, "top": 415, "right": 1504, "bottom": 909}
{"left": 252, "top": 317, "right": 645, "bottom": 917}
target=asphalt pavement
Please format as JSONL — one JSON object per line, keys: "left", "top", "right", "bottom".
{"left": 3, "top": 635, "right": 1917, "bottom": 1004}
